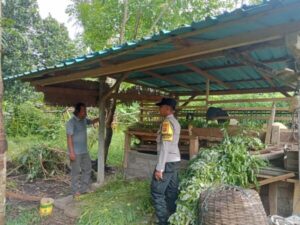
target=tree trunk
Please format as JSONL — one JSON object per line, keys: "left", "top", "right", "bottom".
{"left": 97, "top": 78, "right": 106, "bottom": 185}
{"left": 0, "top": 2, "right": 7, "bottom": 224}
{"left": 104, "top": 85, "right": 120, "bottom": 164}
{"left": 149, "top": 0, "right": 176, "bottom": 34}
{"left": 119, "top": 0, "right": 129, "bottom": 44}
{"left": 132, "top": 1, "right": 142, "bottom": 40}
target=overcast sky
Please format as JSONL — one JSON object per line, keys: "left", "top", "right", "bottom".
{"left": 37, "top": 0, "right": 80, "bottom": 39}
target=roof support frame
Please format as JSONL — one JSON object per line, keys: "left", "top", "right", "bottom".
{"left": 30, "top": 20, "right": 300, "bottom": 86}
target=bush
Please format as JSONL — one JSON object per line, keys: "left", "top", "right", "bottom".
{"left": 5, "top": 101, "right": 64, "bottom": 140}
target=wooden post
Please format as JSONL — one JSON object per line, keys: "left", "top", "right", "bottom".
{"left": 293, "top": 181, "right": 300, "bottom": 214}
{"left": 206, "top": 79, "right": 210, "bottom": 111}
{"left": 97, "top": 78, "right": 106, "bottom": 185}
{"left": 140, "top": 100, "right": 144, "bottom": 122}
{"left": 265, "top": 102, "right": 276, "bottom": 145}
{"left": 271, "top": 125, "right": 280, "bottom": 146}
{"left": 123, "top": 131, "right": 131, "bottom": 168}
{"left": 189, "top": 135, "right": 199, "bottom": 159}
{"left": 269, "top": 183, "right": 278, "bottom": 215}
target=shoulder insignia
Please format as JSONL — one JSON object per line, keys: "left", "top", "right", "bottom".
{"left": 161, "top": 120, "right": 173, "bottom": 141}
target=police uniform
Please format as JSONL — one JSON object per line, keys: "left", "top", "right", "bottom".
{"left": 151, "top": 98, "right": 181, "bottom": 225}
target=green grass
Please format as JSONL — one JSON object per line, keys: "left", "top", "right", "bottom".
{"left": 6, "top": 205, "right": 41, "bottom": 225}
{"left": 77, "top": 175, "right": 154, "bottom": 225}
{"left": 89, "top": 127, "right": 125, "bottom": 167}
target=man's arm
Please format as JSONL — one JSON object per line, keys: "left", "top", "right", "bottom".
{"left": 86, "top": 118, "right": 99, "bottom": 125}
{"left": 67, "top": 135, "right": 76, "bottom": 161}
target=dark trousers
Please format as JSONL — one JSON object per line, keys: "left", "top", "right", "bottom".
{"left": 151, "top": 162, "right": 180, "bottom": 225}
{"left": 70, "top": 153, "right": 91, "bottom": 194}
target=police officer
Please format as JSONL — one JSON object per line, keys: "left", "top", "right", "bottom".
{"left": 151, "top": 97, "right": 181, "bottom": 225}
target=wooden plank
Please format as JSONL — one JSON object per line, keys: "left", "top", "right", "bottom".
{"left": 176, "top": 87, "right": 294, "bottom": 96}
{"left": 128, "top": 130, "right": 190, "bottom": 140}
{"left": 265, "top": 103, "right": 276, "bottom": 144}
{"left": 257, "top": 175, "right": 298, "bottom": 184}
{"left": 269, "top": 183, "right": 278, "bottom": 215}
{"left": 208, "top": 97, "right": 290, "bottom": 104}
{"left": 223, "top": 107, "right": 289, "bottom": 111}
{"left": 178, "top": 95, "right": 197, "bottom": 108}
{"left": 189, "top": 136, "right": 199, "bottom": 159}
{"left": 293, "top": 182, "right": 300, "bottom": 214}
{"left": 271, "top": 125, "right": 280, "bottom": 145}
{"left": 31, "top": 21, "right": 300, "bottom": 86}
{"left": 206, "top": 79, "right": 210, "bottom": 111}
{"left": 256, "top": 150, "right": 284, "bottom": 160}
{"left": 186, "top": 63, "right": 232, "bottom": 89}
{"left": 258, "top": 172, "right": 295, "bottom": 186}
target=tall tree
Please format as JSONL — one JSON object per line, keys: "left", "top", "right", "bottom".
{"left": 2, "top": 0, "right": 79, "bottom": 103}
{"left": 67, "top": 0, "right": 262, "bottom": 50}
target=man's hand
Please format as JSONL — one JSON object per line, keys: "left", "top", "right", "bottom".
{"left": 69, "top": 151, "right": 76, "bottom": 161}
{"left": 154, "top": 170, "right": 163, "bottom": 181}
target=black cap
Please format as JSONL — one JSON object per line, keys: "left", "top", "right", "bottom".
{"left": 156, "top": 98, "right": 177, "bottom": 109}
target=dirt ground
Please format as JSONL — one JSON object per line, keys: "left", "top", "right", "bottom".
{"left": 7, "top": 174, "right": 76, "bottom": 225}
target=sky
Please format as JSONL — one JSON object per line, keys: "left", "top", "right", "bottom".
{"left": 37, "top": 0, "right": 80, "bottom": 39}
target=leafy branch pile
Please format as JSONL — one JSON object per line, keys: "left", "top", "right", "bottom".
{"left": 169, "top": 134, "right": 267, "bottom": 225}
{"left": 15, "top": 144, "right": 67, "bottom": 181}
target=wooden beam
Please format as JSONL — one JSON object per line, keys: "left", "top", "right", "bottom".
{"left": 293, "top": 182, "right": 300, "bottom": 214}
{"left": 102, "top": 73, "right": 129, "bottom": 101}
{"left": 176, "top": 87, "right": 294, "bottom": 96}
{"left": 228, "top": 51, "right": 293, "bottom": 96}
{"left": 266, "top": 102, "right": 276, "bottom": 145}
{"left": 206, "top": 79, "right": 210, "bottom": 111}
{"left": 97, "top": 78, "right": 106, "bottom": 185}
{"left": 127, "top": 57, "right": 290, "bottom": 82}
{"left": 208, "top": 97, "right": 290, "bottom": 104}
{"left": 30, "top": 21, "right": 300, "bottom": 86}
{"left": 186, "top": 63, "right": 232, "bottom": 89}
{"left": 158, "top": 78, "right": 272, "bottom": 89}
{"left": 269, "top": 183, "right": 278, "bottom": 215}
{"left": 179, "top": 95, "right": 197, "bottom": 108}
{"left": 36, "top": 86, "right": 98, "bottom": 97}
{"left": 143, "top": 71, "right": 199, "bottom": 92}
{"left": 258, "top": 172, "right": 295, "bottom": 186}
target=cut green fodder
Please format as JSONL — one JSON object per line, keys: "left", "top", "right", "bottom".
{"left": 169, "top": 134, "right": 267, "bottom": 225}
{"left": 77, "top": 177, "right": 154, "bottom": 225}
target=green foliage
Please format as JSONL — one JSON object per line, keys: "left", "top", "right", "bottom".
{"left": 169, "top": 134, "right": 267, "bottom": 225}
{"left": 4, "top": 101, "right": 64, "bottom": 140}
{"left": 68, "top": 0, "right": 262, "bottom": 50}
{"left": 2, "top": 0, "right": 80, "bottom": 103}
{"left": 6, "top": 206, "right": 41, "bottom": 225}
{"left": 78, "top": 176, "right": 154, "bottom": 225}
{"left": 15, "top": 144, "right": 66, "bottom": 181}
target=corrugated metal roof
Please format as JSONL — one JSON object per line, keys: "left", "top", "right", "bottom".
{"left": 7, "top": 0, "right": 300, "bottom": 95}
